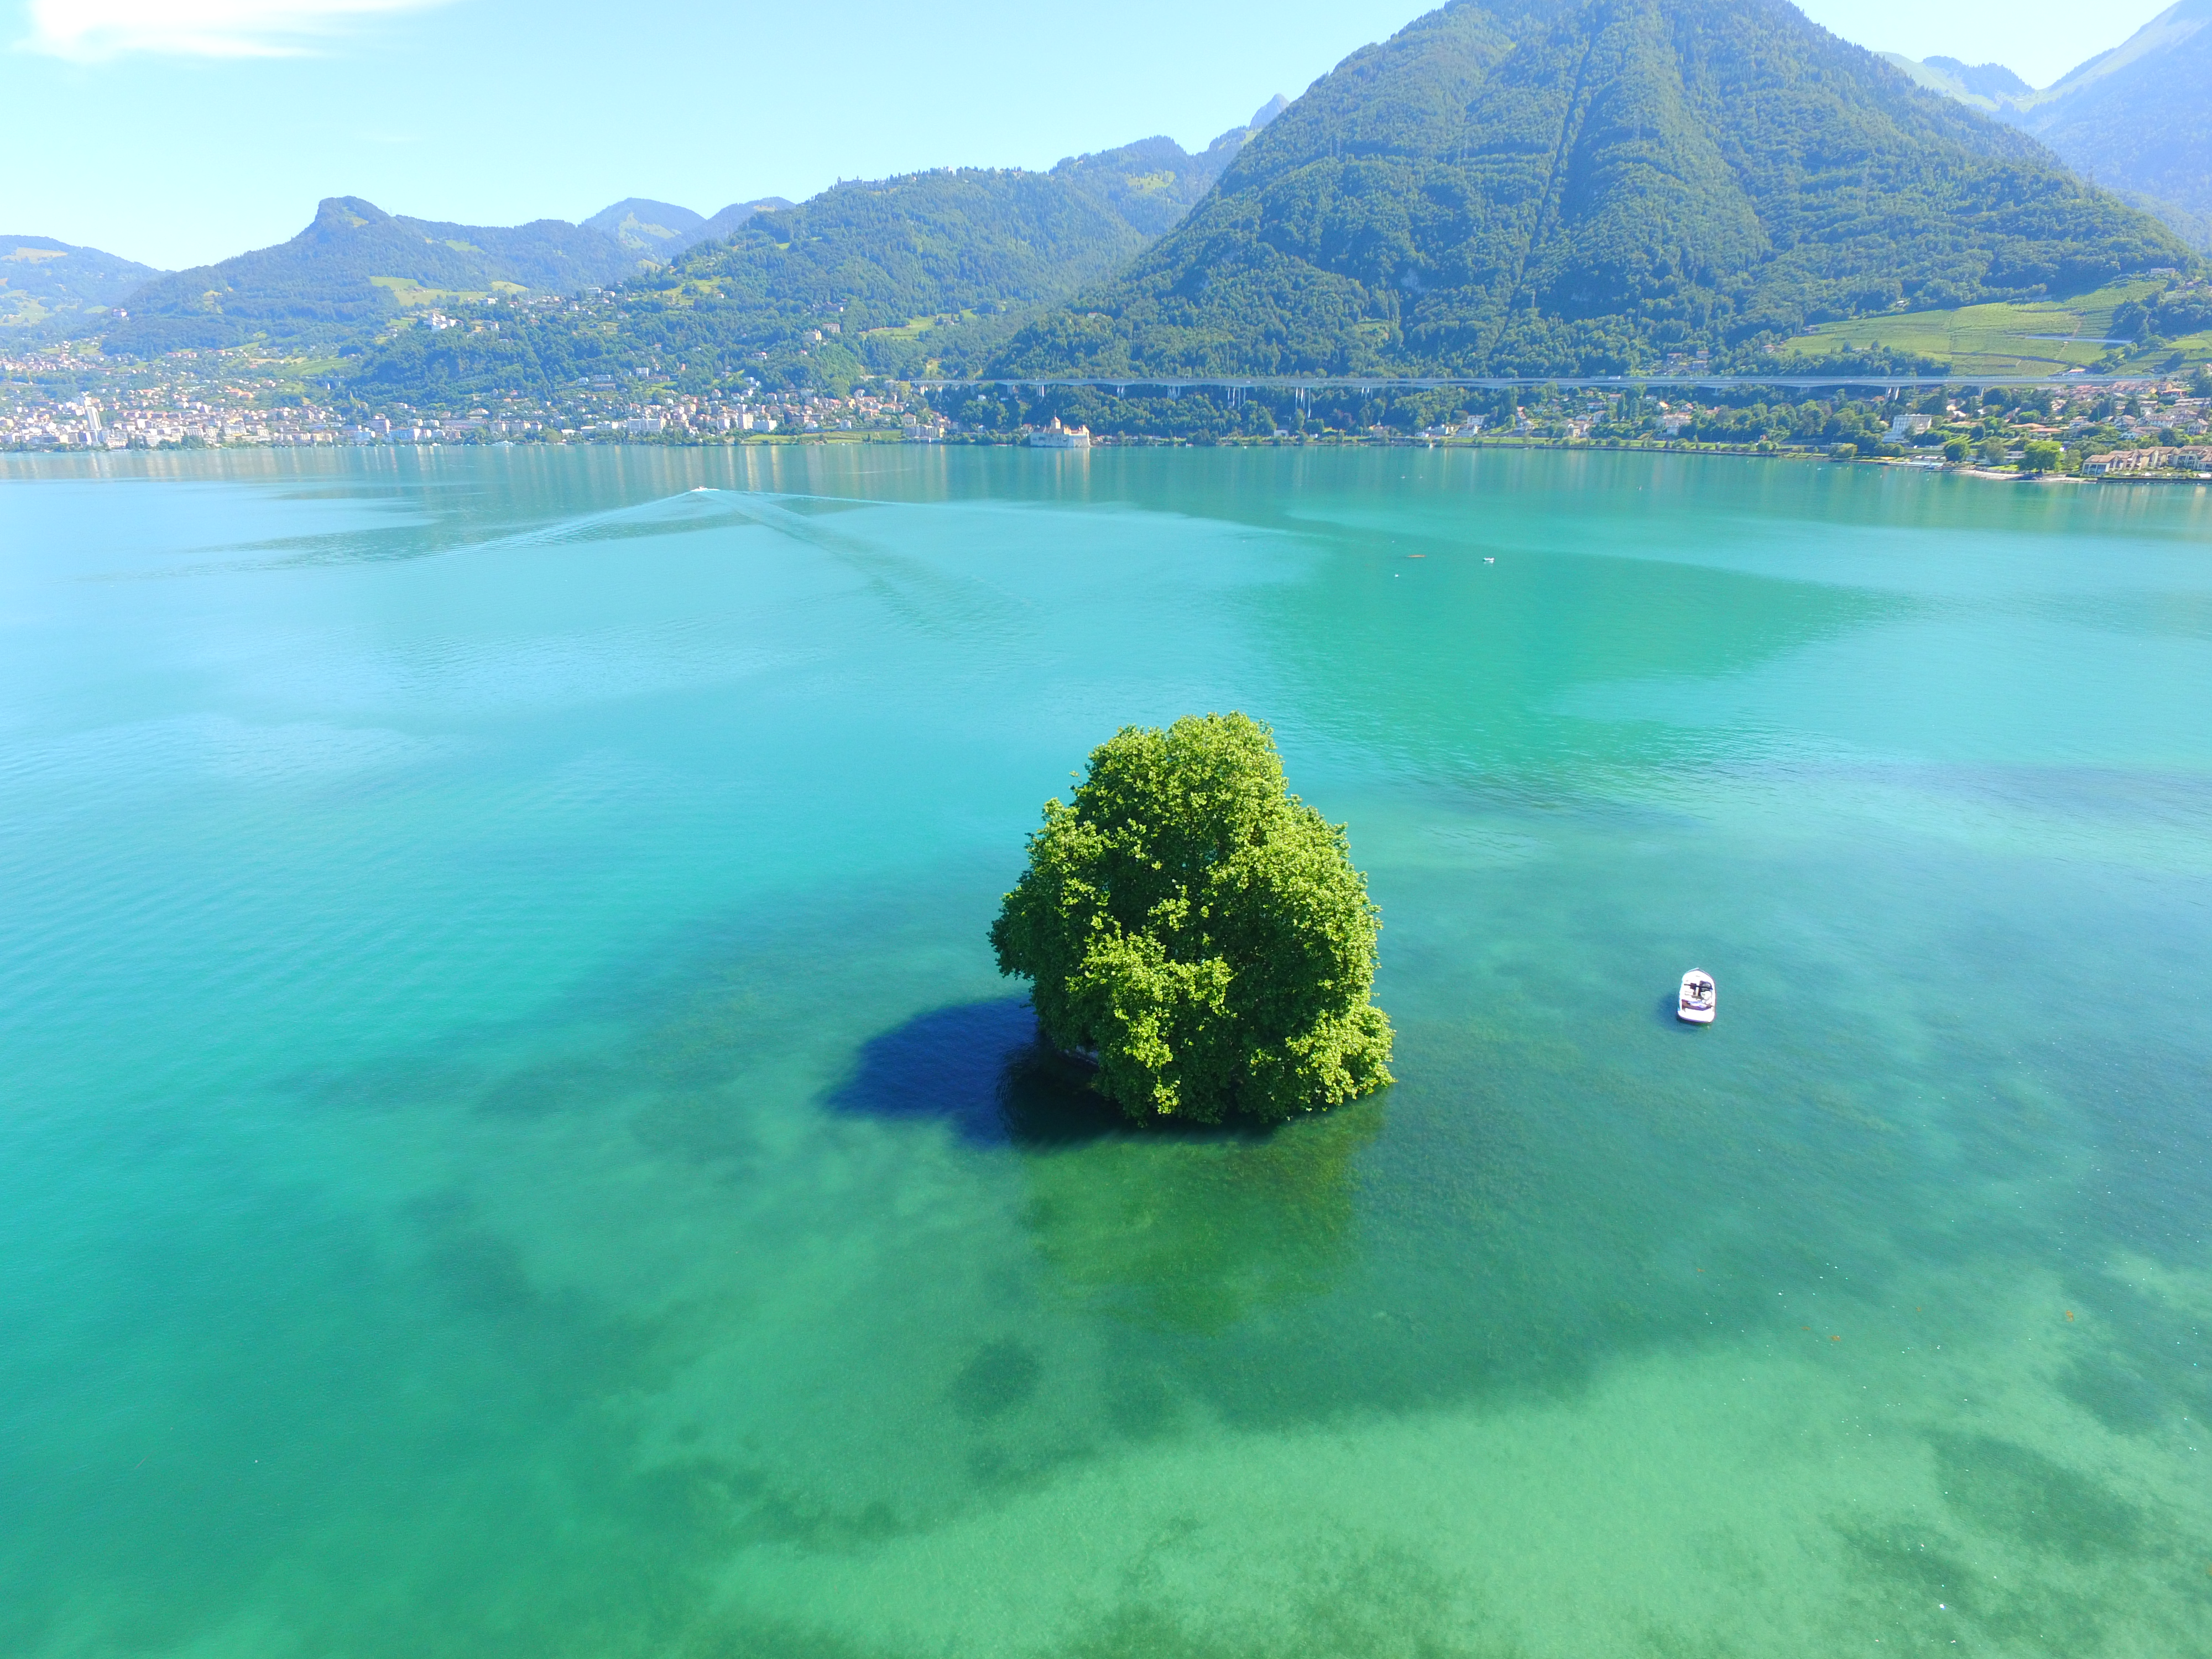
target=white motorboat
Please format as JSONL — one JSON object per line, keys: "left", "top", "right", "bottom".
{"left": 1677, "top": 970, "right": 1715, "bottom": 1024}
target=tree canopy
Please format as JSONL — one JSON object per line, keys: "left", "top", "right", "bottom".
{"left": 991, "top": 714, "right": 1393, "bottom": 1124}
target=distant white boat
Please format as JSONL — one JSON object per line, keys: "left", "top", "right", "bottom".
{"left": 1678, "top": 970, "right": 1715, "bottom": 1024}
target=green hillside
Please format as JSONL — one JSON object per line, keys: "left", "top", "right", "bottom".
{"left": 661, "top": 134, "right": 1232, "bottom": 350}
{"left": 1878, "top": 54, "right": 2031, "bottom": 113}
{"left": 103, "top": 197, "right": 649, "bottom": 356}
{"left": 347, "top": 124, "right": 1275, "bottom": 400}
{"left": 688, "top": 198, "right": 795, "bottom": 248}
{"left": 990, "top": 0, "right": 2194, "bottom": 380}
{"left": 1774, "top": 278, "right": 2171, "bottom": 374}
{"left": 1, "top": 235, "right": 164, "bottom": 335}
{"left": 580, "top": 196, "right": 794, "bottom": 257}
{"left": 2011, "top": 1, "right": 2212, "bottom": 234}
{"left": 1887, "top": 4, "right": 2212, "bottom": 250}
{"left": 580, "top": 199, "right": 706, "bottom": 257}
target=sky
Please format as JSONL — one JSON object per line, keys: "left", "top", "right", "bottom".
{"left": 1, "top": 0, "right": 2179, "bottom": 270}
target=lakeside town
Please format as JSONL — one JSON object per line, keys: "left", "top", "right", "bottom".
{"left": 0, "top": 339, "right": 943, "bottom": 450}
{"left": 5, "top": 338, "right": 2211, "bottom": 479}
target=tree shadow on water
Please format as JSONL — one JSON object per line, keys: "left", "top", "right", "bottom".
{"left": 823, "top": 996, "right": 1131, "bottom": 1148}
{"left": 826, "top": 997, "right": 1385, "bottom": 1331}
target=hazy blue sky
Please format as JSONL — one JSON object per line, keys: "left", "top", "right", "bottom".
{"left": 2, "top": 0, "right": 2176, "bottom": 270}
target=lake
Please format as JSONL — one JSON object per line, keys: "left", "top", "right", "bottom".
{"left": 3, "top": 443, "right": 2208, "bottom": 1657}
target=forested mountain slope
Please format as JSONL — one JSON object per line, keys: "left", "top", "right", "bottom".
{"left": 2, "top": 236, "right": 164, "bottom": 334}
{"left": 2010, "top": 1, "right": 2212, "bottom": 234}
{"left": 1879, "top": 55, "right": 2031, "bottom": 112}
{"left": 348, "top": 117, "right": 1282, "bottom": 398}
{"left": 1886, "top": 4, "right": 2212, "bottom": 249}
{"left": 581, "top": 197, "right": 794, "bottom": 257}
{"left": 992, "top": 0, "right": 2192, "bottom": 379}
{"left": 103, "top": 198, "right": 649, "bottom": 356}
{"left": 581, "top": 200, "right": 707, "bottom": 257}
{"left": 671, "top": 135, "right": 1232, "bottom": 330}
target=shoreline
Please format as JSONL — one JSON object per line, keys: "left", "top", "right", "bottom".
{"left": 6, "top": 430, "right": 2207, "bottom": 486}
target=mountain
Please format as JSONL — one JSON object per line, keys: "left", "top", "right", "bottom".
{"left": 581, "top": 199, "right": 706, "bottom": 256}
{"left": 1877, "top": 53, "right": 2030, "bottom": 112}
{"left": 1924, "top": 56, "right": 2032, "bottom": 100}
{"left": 990, "top": 0, "right": 2192, "bottom": 381}
{"left": 693, "top": 198, "right": 797, "bottom": 245}
{"left": 1201, "top": 95, "right": 1290, "bottom": 168}
{"left": 101, "top": 197, "right": 650, "bottom": 356}
{"left": 642, "top": 107, "right": 1290, "bottom": 353}
{"left": 575, "top": 197, "right": 797, "bottom": 257}
{"left": 1886, "top": 6, "right": 2212, "bottom": 247}
{"left": 347, "top": 123, "right": 1285, "bottom": 399}
{"left": 1, "top": 235, "right": 164, "bottom": 332}
{"left": 2008, "top": 2, "right": 2212, "bottom": 240}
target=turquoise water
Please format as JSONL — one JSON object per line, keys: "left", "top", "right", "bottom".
{"left": 2, "top": 444, "right": 2208, "bottom": 1657}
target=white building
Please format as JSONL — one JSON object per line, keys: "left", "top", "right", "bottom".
{"left": 1027, "top": 418, "right": 1092, "bottom": 449}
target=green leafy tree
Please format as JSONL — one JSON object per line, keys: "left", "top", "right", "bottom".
{"left": 991, "top": 714, "right": 1394, "bottom": 1124}
{"left": 1943, "top": 437, "right": 1970, "bottom": 462}
{"left": 2022, "top": 439, "right": 2064, "bottom": 473}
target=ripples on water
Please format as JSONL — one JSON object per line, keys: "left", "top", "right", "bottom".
{"left": 1, "top": 445, "right": 2208, "bottom": 1657}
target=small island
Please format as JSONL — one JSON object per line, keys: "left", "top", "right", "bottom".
{"left": 991, "top": 712, "right": 1393, "bottom": 1124}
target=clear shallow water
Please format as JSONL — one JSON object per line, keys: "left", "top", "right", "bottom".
{"left": 2, "top": 444, "right": 2208, "bottom": 1657}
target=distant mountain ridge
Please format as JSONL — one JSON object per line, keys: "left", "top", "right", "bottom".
{"left": 581, "top": 199, "right": 703, "bottom": 255}
{"left": 348, "top": 111, "right": 1291, "bottom": 399}
{"left": 582, "top": 196, "right": 795, "bottom": 257}
{"left": 664, "top": 106, "right": 1296, "bottom": 339}
{"left": 2013, "top": 2, "right": 2212, "bottom": 239}
{"left": 694, "top": 198, "right": 797, "bottom": 247}
{"left": 1885, "top": 3, "right": 2212, "bottom": 245}
{"left": 1, "top": 234, "right": 164, "bottom": 334}
{"left": 93, "top": 191, "right": 808, "bottom": 357}
{"left": 103, "top": 196, "right": 652, "bottom": 355}
{"left": 990, "top": 0, "right": 2190, "bottom": 381}
{"left": 1878, "top": 54, "right": 2031, "bottom": 109}
{"left": 1926, "top": 56, "right": 2032, "bottom": 99}
{"left": 82, "top": 98, "right": 1287, "bottom": 366}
